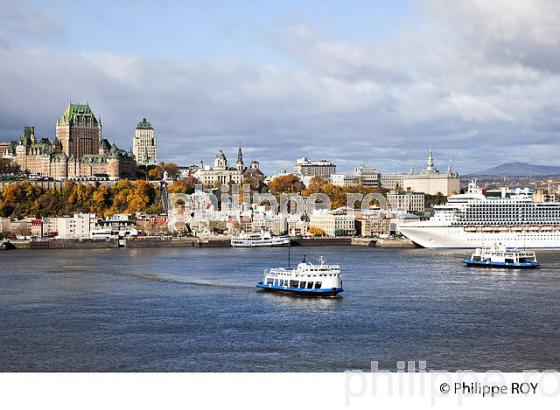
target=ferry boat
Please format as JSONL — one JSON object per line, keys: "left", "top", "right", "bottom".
{"left": 399, "top": 180, "right": 560, "bottom": 249}
{"left": 256, "top": 256, "right": 343, "bottom": 296}
{"left": 463, "top": 243, "right": 541, "bottom": 268}
{"left": 231, "top": 231, "right": 291, "bottom": 247}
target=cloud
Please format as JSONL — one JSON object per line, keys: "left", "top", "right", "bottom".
{"left": 1, "top": 1, "right": 560, "bottom": 174}
{"left": 0, "top": 1, "right": 64, "bottom": 47}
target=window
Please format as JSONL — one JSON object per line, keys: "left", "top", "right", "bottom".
{"left": 299, "top": 281, "right": 306, "bottom": 289}
{"left": 307, "top": 282, "right": 313, "bottom": 289}
{"left": 315, "top": 282, "right": 322, "bottom": 289}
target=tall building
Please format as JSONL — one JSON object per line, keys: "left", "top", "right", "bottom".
{"left": 132, "top": 118, "right": 157, "bottom": 166}
{"left": 56, "top": 103, "right": 101, "bottom": 157}
{"left": 12, "top": 103, "right": 136, "bottom": 180}
{"left": 294, "top": 157, "right": 336, "bottom": 178}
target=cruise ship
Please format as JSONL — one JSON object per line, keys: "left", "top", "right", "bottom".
{"left": 399, "top": 181, "right": 560, "bottom": 249}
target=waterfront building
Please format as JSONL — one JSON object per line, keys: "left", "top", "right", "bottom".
{"left": 387, "top": 192, "right": 425, "bottom": 213}
{"left": 309, "top": 209, "right": 356, "bottom": 237}
{"left": 330, "top": 165, "right": 380, "bottom": 187}
{"left": 11, "top": 103, "right": 136, "bottom": 180}
{"left": 132, "top": 118, "right": 157, "bottom": 166}
{"left": 271, "top": 214, "right": 288, "bottom": 235}
{"left": 355, "top": 211, "right": 391, "bottom": 236}
{"left": 379, "top": 150, "right": 460, "bottom": 196}
{"left": 56, "top": 213, "right": 96, "bottom": 239}
{"left": 194, "top": 148, "right": 244, "bottom": 186}
{"left": 30, "top": 219, "right": 43, "bottom": 237}
{"left": 287, "top": 214, "right": 309, "bottom": 237}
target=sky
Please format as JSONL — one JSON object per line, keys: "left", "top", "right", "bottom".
{"left": 1, "top": 0, "right": 560, "bottom": 174}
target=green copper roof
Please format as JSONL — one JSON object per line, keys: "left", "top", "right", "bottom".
{"left": 57, "top": 103, "right": 99, "bottom": 126}
{"left": 18, "top": 126, "right": 36, "bottom": 146}
{"left": 136, "top": 118, "right": 153, "bottom": 130}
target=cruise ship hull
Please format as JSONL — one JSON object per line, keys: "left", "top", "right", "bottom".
{"left": 400, "top": 223, "right": 560, "bottom": 249}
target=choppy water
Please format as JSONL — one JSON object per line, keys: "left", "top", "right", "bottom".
{"left": 1, "top": 246, "right": 560, "bottom": 372}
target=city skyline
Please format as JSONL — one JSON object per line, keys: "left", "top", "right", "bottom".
{"left": 1, "top": 1, "right": 560, "bottom": 174}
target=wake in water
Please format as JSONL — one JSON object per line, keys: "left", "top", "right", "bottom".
{"left": 134, "top": 271, "right": 254, "bottom": 290}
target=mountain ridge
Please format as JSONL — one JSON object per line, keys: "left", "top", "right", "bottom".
{"left": 468, "top": 162, "right": 560, "bottom": 176}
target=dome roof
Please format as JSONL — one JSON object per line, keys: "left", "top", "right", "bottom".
{"left": 136, "top": 118, "right": 153, "bottom": 130}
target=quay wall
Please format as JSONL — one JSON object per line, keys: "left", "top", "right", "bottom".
{"left": 290, "top": 238, "right": 352, "bottom": 246}
{"left": 8, "top": 236, "right": 415, "bottom": 250}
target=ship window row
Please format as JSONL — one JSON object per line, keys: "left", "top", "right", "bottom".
{"left": 274, "top": 272, "right": 336, "bottom": 277}
{"left": 267, "top": 278, "right": 322, "bottom": 289}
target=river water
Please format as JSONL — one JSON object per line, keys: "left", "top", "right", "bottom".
{"left": 1, "top": 246, "right": 560, "bottom": 371}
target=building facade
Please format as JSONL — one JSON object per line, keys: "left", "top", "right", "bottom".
{"left": 380, "top": 150, "right": 460, "bottom": 196}
{"left": 132, "top": 118, "right": 157, "bottom": 166}
{"left": 11, "top": 104, "right": 136, "bottom": 180}
{"left": 331, "top": 165, "right": 380, "bottom": 187}
{"left": 387, "top": 192, "right": 425, "bottom": 213}
{"left": 294, "top": 157, "right": 336, "bottom": 179}
{"left": 194, "top": 148, "right": 245, "bottom": 186}
{"left": 309, "top": 209, "right": 356, "bottom": 237}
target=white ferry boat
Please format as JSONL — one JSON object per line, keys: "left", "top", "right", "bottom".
{"left": 256, "top": 256, "right": 343, "bottom": 297}
{"left": 463, "top": 243, "right": 540, "bottom": 268}
{"left": 231, "top": 231, "right": 291, "bottom": 247}
{"left": 399, "top": 181, "right": 560, "bottom": 249}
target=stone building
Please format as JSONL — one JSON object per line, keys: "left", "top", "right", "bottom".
{"left": 194, "top": 148, "right": 246, "bottom": 186}
{"left": 387, "top": 192, "right": 425, "bottom": 213}
{"left": 11, "top": 103, "right": 136, "bottom": 180}
{"left": 132, "top": 118, "right": 157, "bottom": 165}
{"left": 309, "top": 209, "right": 356, "bottom": 237}
{"left": 331, "top": 165, "right": 380, "bottom": 187}
{"left": 380, "top": 150, "right": 460, "bottom": 196}
{"left": 294, "top": 157, "right": 336, "bottom": 186}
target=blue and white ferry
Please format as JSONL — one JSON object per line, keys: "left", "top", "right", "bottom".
{"left": 256, "top": 256, "right": 343, "bottom": 297}
{"left": 463, "top": 243, "right": 541, "bottom": 269}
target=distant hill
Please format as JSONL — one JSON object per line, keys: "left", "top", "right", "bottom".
{"left": 469, "top": 162, "right": 560, "bottom": 176}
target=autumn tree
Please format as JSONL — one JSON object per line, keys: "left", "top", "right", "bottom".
{"left": 268, "top": 174, "right": 304, "bottom": 194}
{"left": 308, "top": 226, "right": 325, "bottom": 236}
{"left": 168, "top": 175, "right": 199, "bottom": 194}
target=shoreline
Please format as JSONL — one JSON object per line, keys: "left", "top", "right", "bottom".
{"left": 3, "top": 236, "right": 416, "bottom": 250}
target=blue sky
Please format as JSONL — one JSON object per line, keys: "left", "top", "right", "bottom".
{"left": 1, "top": 0, "right": 560, "bottom": 174}
{"left": 21, "top": 0, "right": 415, "bottom": 60}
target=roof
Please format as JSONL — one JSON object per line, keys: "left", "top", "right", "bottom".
{"left": 57, "top": 103, "right": 99, "bottom": 126}
{"left": 19, "top": 127, "right": 36, "bottom": 146}
{"left": 136, "top": 118, "right": 153, "bottom": 130}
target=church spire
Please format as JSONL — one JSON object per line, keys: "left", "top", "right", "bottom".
{"left": 426, "top": 148, "right": 434, "bottom": 172}
{"left": 236, "top": 145, "right": 244, "bottom": 171}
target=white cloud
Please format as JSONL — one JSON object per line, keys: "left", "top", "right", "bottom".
{"left": 1, "top": 1, "right": 560, "bottom": 174}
